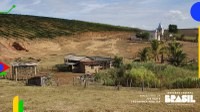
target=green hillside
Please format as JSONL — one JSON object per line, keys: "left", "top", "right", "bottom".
{"left": 0, "top": 14, "right": 139, "bottom": 39}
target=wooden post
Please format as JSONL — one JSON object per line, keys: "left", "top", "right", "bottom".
{"left": 73, "top": 77, "right": 75, "bottom": 86}
{"left": 30, "top": 66, "right": 32, "bottom": 76}
{"left": 117, "top": 85, "right": 120, "bottom": 91}
{"left": 57, "top": 78, "right": 59, "bottom": 86}
{"left": 15, "top": 67, "right": 18, "bottom": 81}
{"left": 130, "top": 79, "right": 132, "bottom": 87}
{"left": 72, "top": 65, "right": 74, "bottom": 72}
{"left": 84, "top": 79, "right": 87, "bottom": 88}
{"left": 12, "top": 66, "right": 15, "bottom": 80}
{"left": 34, "top": 66, "right": 37, "bottom": 76}
{"left": 11, "top": 66, "right": 13, "bottom": 80}
{"left": 142, "top": 80, "right": 144, "bottom": 91}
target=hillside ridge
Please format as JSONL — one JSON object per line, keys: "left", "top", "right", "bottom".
{"left": 0, "top": 14, "right": 139, "bottom": 39}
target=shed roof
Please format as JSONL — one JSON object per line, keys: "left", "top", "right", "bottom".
{"left": 65, "top": 55, "right": 87, "bottom": 61}
{"left": 65, "top": 54, "right": 113, "bottom": 62}
{"left": 89, "top": 56, "right": 112, "bottom": 62}
{"left": 12, "top": 62, "right": 38, "bottom": 67}
{"left": 65, "top": 62, "right": 77, "bottom": 66}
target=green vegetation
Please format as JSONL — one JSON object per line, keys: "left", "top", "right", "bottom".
{"left": 112, "top": 56, "right": 123, "bottom": 68}
{"left": 95, "top": 40, "right": 197, "bottom": 89}
{"left": 167, "top": 24, "right": 197, "bottom": 42}
{"left": 138, "top": 47, "right": 151, "bottom": 62}
{"left": 136, "top": 31, "right": 150, "bottom": 40}
{"left": 175, "top": 34, "right": 197, "bottom": 42}
{"left": 167, "top": 41, "right": 187, "bottom": 66}
{"left": 138, "top": 40, "right": 187, "bottom": 66}
{"left": 167, "top": 25, "right": 197, "bottom": 42}
{"left": 150, "top": 40, "right": 162, "bottom": 62}
{"left": 168, "top": 24, "right": 178, "bottom": 33}
{"left": 0, "top": 14, "right": 139, "bottom": 39}
{"left": 95, "top": 62, "right": 199, "bottom": 89}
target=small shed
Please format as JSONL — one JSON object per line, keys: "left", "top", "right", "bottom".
{"left": 63, "top": 54, "right": 113, "bottom": 73}
{"left": 11, "top": 62, "right": 38, "bottom": 81}
{"left": 27, "top": 76, "right": 48, "bottom": 86}
{"left": 64, "top": 54, "right": 92, "bottom": 72}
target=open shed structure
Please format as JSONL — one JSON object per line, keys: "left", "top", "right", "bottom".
{"left": 11, "top": 62, "right": 38, "bottom": 81}
{"left": 64, "top": 54, "right": 113, "bottom": 74}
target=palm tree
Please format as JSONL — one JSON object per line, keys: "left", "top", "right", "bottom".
{"left": 168, "top": 41, "right": 182, "bottom": 56}
{"left": 138, "top": 47, "right": 151, "bottom": 62}
{"left": 151, "top": 40, "right": 161, "bottom": 62}
{"left": 159, "top": 41, "right": 167, "bottom": 63}
{"left": 167, "top": 41, "right": 186, "bottom": 66}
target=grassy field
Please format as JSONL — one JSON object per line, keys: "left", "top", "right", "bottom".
{"left": 0, "top": 79, "right": 199, "bottom": 112}
{"left": 176, "top": 35, "right": 197, "bottom": 42}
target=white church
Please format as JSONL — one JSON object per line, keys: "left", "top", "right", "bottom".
{"left": 150, "top": 23, "right": 165, "bottom": 41}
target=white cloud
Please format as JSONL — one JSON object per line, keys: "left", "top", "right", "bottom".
{"left": 138, "top": 0, "right": 157, "bottom": 4}
{"left": 80, "top": 3, "right": 108, "bottom": 13}
{"left": 32, "top": 0, "right": 41, "bottom": 5}
{"left": 166, "top": 10, "right": 189, "bottom": 21}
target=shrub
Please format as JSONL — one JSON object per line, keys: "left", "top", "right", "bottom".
{"left": 95, "top": 62, "right": 198, "bottom": 89}
{"left": 172, "top": 77, "right": 200, "bottom": 88}
{"left": 129, "top": 66, "right": 159, "bottom": 88}
{"left": 94, "top": 68, "right": 118, "bottom": 86}
{"left": 168, "top": 24, "right": 178, "bottom": 33}
{"left": 136, "top": 31, "right": 150, "bottom": 40}
{"left": 113, "top": 56, "right": 123, "bottom": 68}
{"left": 130, "top": 62, "right": 197, "bottom": 88}
{"left": 104, "top": 78, "right": 115, "bottom": 86}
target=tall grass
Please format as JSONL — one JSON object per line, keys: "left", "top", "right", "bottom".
{"left": 95, "top": 62, "right": 198, "bottom": 89}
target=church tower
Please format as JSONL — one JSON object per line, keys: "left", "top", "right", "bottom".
{"left": 154, "top": 23, "right": 164, "bottom": 41}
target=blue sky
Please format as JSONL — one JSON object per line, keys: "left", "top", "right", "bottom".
{"left": 0, "top": 0, "right": 199, "bottom": 30}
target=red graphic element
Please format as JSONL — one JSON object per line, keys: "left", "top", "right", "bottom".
{"left": 0, "top": 62, "right": 10, "bottom": 72}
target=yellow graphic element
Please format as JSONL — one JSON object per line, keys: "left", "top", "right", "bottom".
{"left": 13, "top": 96, "right": 19, "bottom": 112}
{"left": 199, "top": 26, "right": 200, "bottom": 78}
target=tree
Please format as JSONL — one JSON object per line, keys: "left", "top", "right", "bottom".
{"left": 150, "top": 40, "right": 161, "bottom": 62}
{"left": 167, "top": 41, "right": 186, "bottom": 66}
{"left": 137, "top": 40, "right": 168, "bottom": 63}
{"left": 138, "top": 47, "right": 151, "bottom": 62}
{"left": 136, "top": 31, "right": 150, "bottom": 40}
{"left": 168, "top": 24, "right": 178, "bottom": 34}
{"left": 113, "top": 56, "right": 123, "bottom": 68}
{"left": 159, "top": 41, "right": 168, "bottom": 63}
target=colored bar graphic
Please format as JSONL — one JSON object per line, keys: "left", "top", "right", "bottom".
{"left": 0, "top": 72, "right": 6, "bottom": 76}
{"left": 19, "top": 100, "right": 24, "bottom": 112}
{"left": 13, "top": 96, "right": 24, "bottom": 112}
{"left": 0, "top": 5, "right": 16, "bottom": 14}
{"left": 13, "top": 96, "right": 19, "bottom": 112}
{"left": 0, "top": 62, "right": 10, "bottom": 73}
{"left": 199, "top": 26, "right": 200, "bottom": 78}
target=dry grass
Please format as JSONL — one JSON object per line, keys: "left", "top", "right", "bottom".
{"left": 0, "top": 32, "right": 197, "bottom": 68}
{"left": 0, "top": 80, "right": 200, "bottom": 112}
